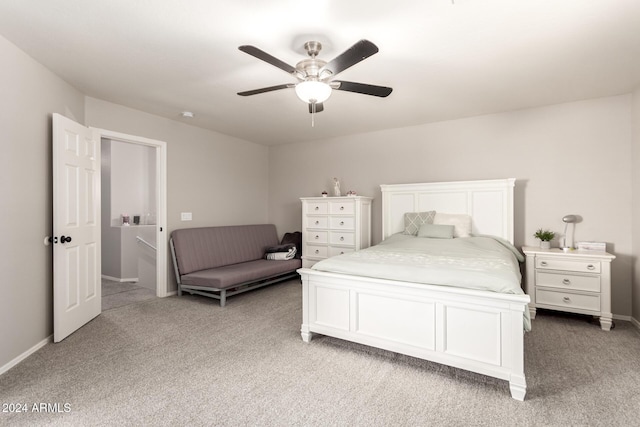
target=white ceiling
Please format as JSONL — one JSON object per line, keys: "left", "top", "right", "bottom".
{"left": 1, "top": 0, "right": 640, "bottom": 145}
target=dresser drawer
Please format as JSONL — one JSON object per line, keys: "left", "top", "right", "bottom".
{"left": 329, "top": 247, "right": 354, "bottom": 257}
{"left": 329, "top": 216, "right": 355, "bottom": 230}
{"left": 536, "top": 289, "right": 600, "bottom": 312}
{"left": 329, "top": 201, "right": 354, "bottom": 215}
{"left": 536, "top": 271, "right": 600, "bottom": 292}
{"left": 307, "top": 231, "right": 328, "bottom": 244}
{"left": 306, "top": 202, "right": 328, "bottom": 214}
{"left": 306, "top": 245, "right": 328, "bottom": 258}
{"left": 536, "top": 258, "right": 600, "bottom": 273}
{"left": 307, "top": 216, "right": 328, "bottom": 229}
{"left": 329, "top": 232, "right": 355, "bottom": 246}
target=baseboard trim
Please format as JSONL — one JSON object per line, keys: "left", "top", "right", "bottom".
{"left": 101, "top": 275, "right": 138, "bottom": 283}
{"left": 630, "top": 317, "right": 640, "bottom": 332}
{"left": 0, "top": 335, "right": 52, "bottom": 376}
{"left": 164, "top": 290, "right": 177, "bottom": 297}
{"left": 613, "top": 314, "right": 631, "bottom": 322}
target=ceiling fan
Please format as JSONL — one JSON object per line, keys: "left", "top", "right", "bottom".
{"left": 237, "top": 39, "right": 393, "bottom": 116}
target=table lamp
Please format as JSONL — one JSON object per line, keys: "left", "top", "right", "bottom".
{"left": 562, "top": 214, "right": 577, "bottom": 249}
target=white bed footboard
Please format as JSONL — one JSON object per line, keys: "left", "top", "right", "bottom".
{"left": 299, "top": 268, "right": 530, "bottom": 400}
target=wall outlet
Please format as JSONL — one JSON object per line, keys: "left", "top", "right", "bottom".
{"left": 180, "top": 212, "right": 192, "bottom": 221}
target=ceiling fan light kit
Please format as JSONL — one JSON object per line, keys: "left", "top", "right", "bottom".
{"left": 295, "top": 81, "right": 332, "bottom": 104}
{"left": 238, "top": 39, "right": 392, "bottom": 124}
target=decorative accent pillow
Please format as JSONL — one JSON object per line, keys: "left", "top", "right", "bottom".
{"left": 417, "top": 223, "right": 455, "bottom": 239}
{"left": 433, "top": 213, "right": 472, "bottom": 238}
{"left": 403, "top": 211, "right": 436, "bottom": 235}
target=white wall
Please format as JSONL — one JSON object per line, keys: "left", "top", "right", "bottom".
{"left": 632, "top": 87, "right": 640, "bottom": 324}
{"left": 84, "top": 97, "right": 270, "bottom": 292}
{"left": 269, "top": 95, "right": 633, "bottom": 317}
{"left": 0, "top": 35, "right": 85, "bottom": 370}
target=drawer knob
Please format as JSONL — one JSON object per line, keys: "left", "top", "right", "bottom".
{"left": 340, "top": 206, "right": 344, "bottom": 210}
{"left": 340, "top": 251, "right": 344, "bottom": 255}
{"left": 562, "top": 279, "right": 571, "bottom": 285}
{"left": 340, "top": 236, "right": 345, "bottom": 241}
{"left": 540, "top": 261, "right": 548, "bottom": 267}
{"left": 315, "top": 206, "right": 319, "bottom": 211}
{"left": 315, "top": 220, "right": 319, "bottom": 225}
{"left": 587, "top": 264, "right": 595, "bottom": 270}
{"left": 563, "top": 296, "right": 571, "bottom": 303}
{"left": 340, "top": 221, "right": 344, "bottom": 226}
{"left": 315, "top": 249, "right": 319, "bottom": 254}
{"left": 315, "top": 235, "right": 319, "bottom": 239}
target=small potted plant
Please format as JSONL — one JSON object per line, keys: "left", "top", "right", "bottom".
{"left": 534, "top": 229, "right": 555, "bottom": 249}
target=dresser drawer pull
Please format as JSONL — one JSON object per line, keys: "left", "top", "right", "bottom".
{"left": 563, "top": 297, "right": 571, "bottom": 303}
{"left": 340, "top": 221, "right": 344, "bottom": 226}
{"left": 315, "top": 249, "right": 319, "bottom": 254}
{"left": 587, "top": 264, "right": 596, "bottom": 270}
{"left": 315, "top": 235, "right": 319, "bottom": 239}
{"left": 315, "top": 220, "right": 320, "bottom": 225}
{"left": 562, "top": 279, "right": 571, "bottom": 285}
{"left": 340, "top": 236, "right": 345, "bottom": 241}
{"left": 340, "top": 251, "right": 344, "bottom": 255}
{"left": 540, "top": 261, "right": 548, "bottom": 267}
{"left": 340, "top": 206, "right": 344, "bottom": 210}
{"left": 315, "top": 206, "right": 319, "bottom": 211}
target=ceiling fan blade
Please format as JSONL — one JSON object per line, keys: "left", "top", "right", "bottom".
{"left": 319, "top": 40, "right": 379, "bottom": 77}
{"left": 333, "top": 80, "right": 393, "bottom": 97}
{"left": 308, "top": 102, "right": 324, "bottom": 114}
{"left": 238, "top": 45, "right": 297, "bottom": 75}
{"left": 237, "top": 84, "right": 293, "bottom": 96}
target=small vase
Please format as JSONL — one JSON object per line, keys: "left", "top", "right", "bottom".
{"left": 540, "top": 241, "right": 551, "bottom": 249}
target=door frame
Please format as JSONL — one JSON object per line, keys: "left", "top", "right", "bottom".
{"left": 95, "top": 128, "right": 168, "bottom": 297}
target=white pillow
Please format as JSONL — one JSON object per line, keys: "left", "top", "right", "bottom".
{"left": 433, "top": 213, "right": 472, "bottom": 238}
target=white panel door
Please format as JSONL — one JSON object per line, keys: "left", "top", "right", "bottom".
{"left": 53, "top": 113, "right": 101, "bottom": 342}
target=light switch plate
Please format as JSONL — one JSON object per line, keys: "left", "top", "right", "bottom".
{"left": 180, "top": 212, "right": 192, "bottom": 221}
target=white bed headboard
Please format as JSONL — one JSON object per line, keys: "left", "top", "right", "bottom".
{"left": 380, "top": 178, "right": 515, "bottom": 243}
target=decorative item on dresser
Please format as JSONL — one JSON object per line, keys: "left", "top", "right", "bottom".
{"left": 533, "top": 229, "right": 555, "bottom": 249}
{"left": 300, "top": 196, "right": 372, "bottom": 268}
{"left": 522, "top": 247, "right": 616, "bottom": 330}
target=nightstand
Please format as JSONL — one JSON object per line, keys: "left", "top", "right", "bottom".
{"left": 522, "top": 247, "right": 616, "bottom": 330}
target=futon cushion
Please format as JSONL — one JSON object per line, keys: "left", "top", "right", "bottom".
{"left": 180, "top": 258, "right": 301, "bottom": 289}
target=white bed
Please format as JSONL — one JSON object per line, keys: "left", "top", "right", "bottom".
{"left": 297, "top": 178, "right": 530, "bottom": 400}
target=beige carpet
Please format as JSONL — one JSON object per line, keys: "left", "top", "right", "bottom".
{"left": 102, "top": 278, "right": 156, "bottom": 311}
{"left": 1, "top": 278, "right": 639, "bottom": 426}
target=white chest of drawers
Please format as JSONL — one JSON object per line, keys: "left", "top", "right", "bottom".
{"left": 522, "top": 247, "right": 616, "bottom": 330}
{"left": 300, "top": 196, "right": 372, "bottom": 268}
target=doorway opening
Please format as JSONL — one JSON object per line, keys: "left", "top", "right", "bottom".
{"left": 97, "top": 130, "right": 168, "bottom": 310}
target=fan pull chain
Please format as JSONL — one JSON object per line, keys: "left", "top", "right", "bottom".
{"left": 310, "top": 101, "right": 316, "bottom": 127}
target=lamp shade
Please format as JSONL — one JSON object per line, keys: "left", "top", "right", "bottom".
{"left": 295, "top": 81, "right": 332, "bottom": 103}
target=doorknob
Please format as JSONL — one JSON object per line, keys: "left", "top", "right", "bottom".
{"left": 60, "top": 236, "right": 72, "bottom": 244}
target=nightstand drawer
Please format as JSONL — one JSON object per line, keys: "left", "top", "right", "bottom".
{"left": 306, "top": 245, "right": 328, "bottom": 258}
{"left": 308, "top": 217, "right": 328, "bottom": 229}
{"left": 536, "top": 258, "right": 600, "bottom": 273}
{"left": 307, "top": 231, "right": 328, "bottom": 244}
{"left": 536, "top": 289, "right": 600, "bottom": 312}
{"left": 536, "top": 271, "right": 600, "bottom": 292}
